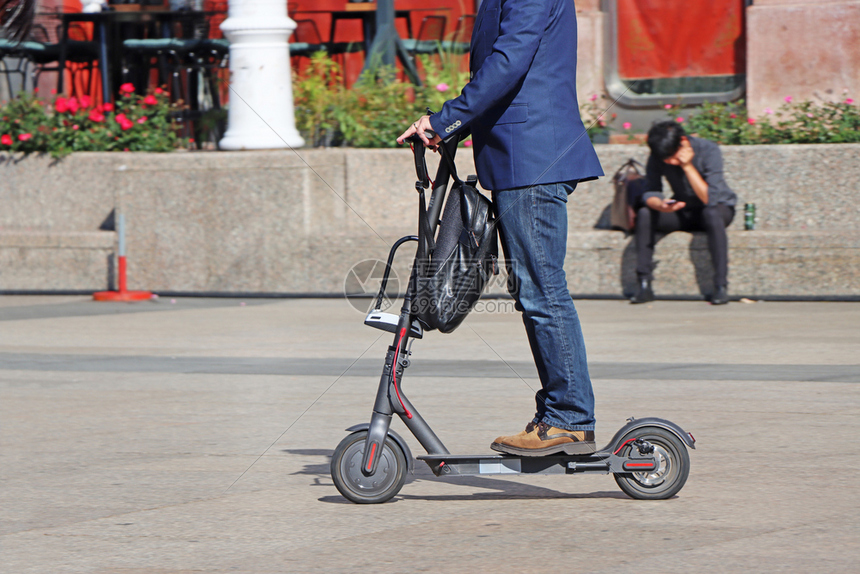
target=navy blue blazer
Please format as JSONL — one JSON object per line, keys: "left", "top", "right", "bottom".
{"left": 428, "top": 0, "right": 604, "bottom": 191}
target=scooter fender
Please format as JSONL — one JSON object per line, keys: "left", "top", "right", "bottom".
{"left": 347, "top": 424, "right": 415, "bottom": 474}
{"left": 604, "top": 417, "right": 696, "bottom": 452}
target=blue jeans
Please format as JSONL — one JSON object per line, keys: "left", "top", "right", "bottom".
{"left": 493, "top": 181, "right": 595, "bottom": 431}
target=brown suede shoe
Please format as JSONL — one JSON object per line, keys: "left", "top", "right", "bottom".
{"left": 491, "top": 421, "right": 596, "bottom": 456}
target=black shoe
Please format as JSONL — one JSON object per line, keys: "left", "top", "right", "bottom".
{"left": 711, "top": 285, "right": 729, "bottom": 305}
{"left": 630, "top": 278, "right": 654, "bottom": 304}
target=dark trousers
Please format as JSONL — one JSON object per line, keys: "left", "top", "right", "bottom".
{"left": 634, "top": 204, "right": 735, "bottom": 287}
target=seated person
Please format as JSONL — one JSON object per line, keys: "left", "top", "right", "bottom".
{"left": 630, "top": 121, "right": 737, "bottom": 305}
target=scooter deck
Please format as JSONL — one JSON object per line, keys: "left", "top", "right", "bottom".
{"left": 416, "top": 449, "right": 658, "bottom": 477}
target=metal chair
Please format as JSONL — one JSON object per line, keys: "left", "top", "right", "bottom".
{"left": 0, "top": 22, "right": 98, "bottom": 98}
{"left": 290, "top": 18, "right": 360, "bottom": 84}
{"left": 122, "top": 17, "right": 226, "bottom": 145}
{"left": 401, "top": 15, "right": 447, "bottom": 56}
{"left": 442, "top": 14, "right": 475, "bottom": 54}
{"left": 289, "top": 19, "right": 329, "bottom": 60}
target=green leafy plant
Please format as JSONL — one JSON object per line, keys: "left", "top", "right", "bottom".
{"left": 664, "top": 95, "right": 859, "bottom": 145}
{"left": 292, "top": 51, "right": 470, "bottom": 148}
{"left": 580, "top": 94, "right": 617, "bottom": 141}
{"left": 0, "top": 84, "right": 184, "bottom": 158}
{"left": 336, "top": 65, "right": 424, "bottom": 148}
{"left": 295, "top": 52, "right": 640, "bottom": 147}
{"left": 414, "top": 52, "right": 470, "bottom": 114}
{"left": 292, "top": 52, "right": 349, "bottom": 147}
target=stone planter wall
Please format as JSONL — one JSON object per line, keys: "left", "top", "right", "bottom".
{"left": 1, "top": 144, "right": 858, "bottom": 298}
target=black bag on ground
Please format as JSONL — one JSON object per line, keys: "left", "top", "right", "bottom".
{"left": 610, "top": 158, "right": 646, "bottom": 233}
{"left": 412, "top": 143, "right": 499, "bottom": 334}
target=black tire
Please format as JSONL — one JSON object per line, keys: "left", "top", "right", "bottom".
{"left": 330, "top": 431, "right": 407, "bottom": 504}
{"left": 613, "top": 426, "right": 690, "bottom": 500}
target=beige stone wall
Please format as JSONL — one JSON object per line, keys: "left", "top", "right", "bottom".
{"left": 2, "top": 146, "right": 859, "bottom": 296}
{"left": 575, "top": 2, "right": 606, "bottom": 102}
{"left": 743, "top": 1, "right": 858, "bottom": 117}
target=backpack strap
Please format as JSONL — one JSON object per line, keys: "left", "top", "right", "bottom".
{"left": 437, "top": 138, "right": 464, "bottom": 186}
{"left": 613, "top": 157, "right": 645, "bottom": 180}
{"left": 417, "top": 187, "right": 436, "bottom": 256}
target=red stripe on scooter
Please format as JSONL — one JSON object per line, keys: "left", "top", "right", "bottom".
{"left": 624, "top": 463, "right": 655, "bottom": 468}
{"left": 392, "top": 327, "right": 412, "bottom": 419}
{"left": 613, "top": 437, "right": 638, "bottom": 455}
{"left": 367, "top": 442, "right": 377, "bottom": 471}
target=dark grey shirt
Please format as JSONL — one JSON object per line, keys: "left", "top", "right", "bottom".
{"left": 642, "top": 137, "right": 737, "bottom": 209}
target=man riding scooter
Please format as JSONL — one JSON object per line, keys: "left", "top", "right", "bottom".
{"left": 398, "top": 0, "right": 604, "bottom": 455}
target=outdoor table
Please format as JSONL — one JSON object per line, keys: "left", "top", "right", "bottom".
{"left": 292, "top": 2, "right": 450, "bottom": 86}
{"left": 328, "top": 3, "right": 410, "bottom": 55}
{"left": 56, "top": 9, "right": 210, "bottom": 103}
{"left": 293, "top": 3, "right": 450, "bottom": 55}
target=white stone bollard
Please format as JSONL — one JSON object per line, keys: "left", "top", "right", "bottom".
{"left": 219, "top": 0, "right": 305, "bottom": 150}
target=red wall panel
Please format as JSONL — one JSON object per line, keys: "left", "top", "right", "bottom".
{"left": 617, "top": 0, "right": 746, "bottom": 79}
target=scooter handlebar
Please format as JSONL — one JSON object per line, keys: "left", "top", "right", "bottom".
{"left": 405, "top": 130, "right": 437, "bottom": 145}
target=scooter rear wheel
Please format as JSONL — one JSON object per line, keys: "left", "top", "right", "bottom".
{"left": 331, "top": 430, "right": 407, "bottom": 504}
{"left": 613, "top": 426, "right": 690, "bottom": 500}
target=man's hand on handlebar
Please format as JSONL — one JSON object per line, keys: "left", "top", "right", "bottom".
{"left": 397, "top": 115, "right": 441, "bottom": 148}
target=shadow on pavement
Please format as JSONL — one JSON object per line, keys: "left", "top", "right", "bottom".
{"left": 283, "top": 449, "right": 630, "bottom": 503}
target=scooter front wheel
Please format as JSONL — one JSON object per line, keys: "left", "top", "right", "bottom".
{"left": 613, "top": 426, "right": 690, "bottom": 500}
{"left": 331, "top": 430, "right": 407, "bottom": 504}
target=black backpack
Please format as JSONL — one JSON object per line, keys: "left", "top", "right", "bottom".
{"left": 412, "top": 142, "right": 499, "bottom": 334}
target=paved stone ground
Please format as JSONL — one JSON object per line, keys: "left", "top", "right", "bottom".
{"left": 1, "top": 295, "right": 858, "bottom": 573}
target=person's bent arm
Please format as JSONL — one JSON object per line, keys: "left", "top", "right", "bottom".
{"left": 427, "top": 0, "right": 552, "bottom": 141}
{"left": 676, "top": 141, "right": 708, "bottom": 204}
{"left": 683, "top": 164, "right": 709, "bottom": 205}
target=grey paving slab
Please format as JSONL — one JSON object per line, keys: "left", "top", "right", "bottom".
{"left": 1, "top": 352, "right": 859, "bottom": 382}
{"left": 0, "top": 296, "right": 281, "bottom": 322}
{"left": 1, "top": 297, "right": 859, "bottom": 573}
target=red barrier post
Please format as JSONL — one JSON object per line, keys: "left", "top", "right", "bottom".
{"left": 93, "top": 213, "right": 153, "bottom": 302}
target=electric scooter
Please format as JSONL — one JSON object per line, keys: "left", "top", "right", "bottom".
{"left": 330, "top": 135, "right": 695, "bottom": 504}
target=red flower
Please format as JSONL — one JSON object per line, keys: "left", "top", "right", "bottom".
{"left": 79, "top": 95, "right": 92, "bottom": 109}
{"left": 747, "top": 118, "right": 756, "bottom": 125}
{"left": 119, "top": 83, "right": 135, "bottom": 94}
{"left": 154, "top": 87, "right": 164, "bottom": 95}
{"left": 143, "top": 95, "right": 157, "bottom": 106}
{"left": 55, "top": 97, "right": 69, "bottom": 113}
{"left": 67, "top": 97, "right": 80, "bottom": 113}
{"left": 1, "top": 134, "right": 12, "bottom": 145}
{"left": 18, "top": 133, "right": 32, "bottom": 142}
{"left": 88, "top": 109, "right": 105, "bottom": 122}
{"left": 137, "top": 116, "right": 147, "bottom": 124}
{"left": 115, "top": 114, "right": 134, "bottom": 131}
{"left": 103, "top": 102, "right": 114, "bottom": 112}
